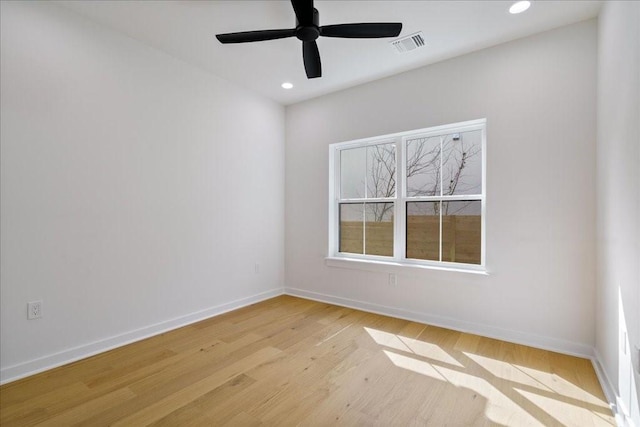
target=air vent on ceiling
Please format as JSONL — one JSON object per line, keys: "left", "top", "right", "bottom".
{"left": 390, "top": 31, "right": 426, "bottom": 53}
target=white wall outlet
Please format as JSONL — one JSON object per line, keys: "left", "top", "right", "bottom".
{"left": 254, "top": 263, "right": 260, "bottom": 274}
{"left": 27, "top": 300, "right": 42, "bottom": 320}
{"left": 388, "top": 273, "right": 397, "bottom": 288}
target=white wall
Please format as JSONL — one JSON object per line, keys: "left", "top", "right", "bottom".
{"left": 0, "top": 1, "right": 284, "bottom": 383}
{"left": 596, "top": 2, "right": 640, "bottom": 425}
{"left": 285, "top": 20, "right": 597, "bottom": 355}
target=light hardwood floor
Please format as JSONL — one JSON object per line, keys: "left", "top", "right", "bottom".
{"left": 1, "top": 296, "right": 614, "bottom": 426}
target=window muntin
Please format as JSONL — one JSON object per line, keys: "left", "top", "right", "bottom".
{"left": 405, "top": 201, "right": 440, "bottom": 261}
{"left": 406, "top": 136, "right": 441, "bottom": 197}
{"left": 339, "top": 202, "right": 395, "bottom": 256}
{"left": 441, "top": 200, "right": 481, "bottom": 264}
{"left": 339, "top": 143, "right": 396, "bottom": 200}
{"left": 338, "top": 142, "right": 396, "bottom": 257}
{"left": 405, "top": 130, "right": 482, "bottom": 198}
{"left": 330, "top": 119, "right": 485, "bottom": 270}
{"left": 405, "top": 200, "right": 482, "bottom": 265}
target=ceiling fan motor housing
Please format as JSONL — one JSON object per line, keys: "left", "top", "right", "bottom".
{"left": 296, "top": 8, "right": 320, "bottom": 41}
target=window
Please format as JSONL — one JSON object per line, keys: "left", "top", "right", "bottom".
{"left": 329, "top": 119, "right": 486, "bottom": 271}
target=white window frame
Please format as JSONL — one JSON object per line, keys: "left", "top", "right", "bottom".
{"left": 328, "top": 119, "right": 486, "bottom": 273}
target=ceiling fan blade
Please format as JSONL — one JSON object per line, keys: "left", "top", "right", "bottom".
{"left": 216, "top": 29, "right": 296, "bottom": 44}
{"left": 291, "top": 0, "right": 314, "bottom": 26}
{"left": 302, "top": 40, "right": 321, "bottom": 79}
{"left": 320, "top": 23, "right": 402, "bottom": 39}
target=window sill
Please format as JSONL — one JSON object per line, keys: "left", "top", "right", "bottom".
{"left": 325, "top": 256, "right": 489, "bottom": 276}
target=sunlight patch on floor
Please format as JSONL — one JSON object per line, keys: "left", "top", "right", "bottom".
{"left": 515, "top": 388, "right": 615, "bottom": 426}
{"left": 515, "top": 364, "right": 609, "bottom": 408}
{"left": 382, "top": 350, "right": 447, "bottom": 381}
{"left": 382, "top": 349, "right": 544, "bottom": 426}
{"left": 466, "top": 351, "right": 610, "bottom": 410}
{"left": 463, "top": 352, "right": 553, "bottom": 391}
{"left": 366, "top": 326, "right": 613, "bottom": 426}
{"left": 434, "top": 359, "right": 545, "bottom": 426}
{"left": 364, "top": 327, "right": 462, "bottom": 366}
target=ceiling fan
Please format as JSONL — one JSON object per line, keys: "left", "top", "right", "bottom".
{"left": 215, "top": 0, "right": 402, "bottom": 79}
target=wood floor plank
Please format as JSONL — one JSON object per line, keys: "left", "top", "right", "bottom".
{"left": 112, "top": 346, "right": 282, "bottom": 426}
{"left": 148, "top": 374, "right": 256, "bottom": 427}
{"left": 0, "top": 295, "right": 615, "bottom": 426}
{"left": 221, "top": 410, "right": 263, "bottom": 426}
{"left": 1, "top": 381, "right": 89, "bottom": 424}
{"left": 34, "top": 387, "right": 137, "bottom": 427}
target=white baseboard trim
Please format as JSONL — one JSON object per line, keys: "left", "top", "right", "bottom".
{"left": 284, "top": 287, "right": 594, "bottom": 359}
{"left": 592, "top": 349, "right": 637, "bottom": 427}
{"left": 592, "top": 350, "right": 623, "bottom": 426}
{"left": 0, "top": 288, "right": 285, "bottom": 385}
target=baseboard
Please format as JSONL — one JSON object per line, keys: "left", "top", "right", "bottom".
{"left": 0, "top": 287, "right": 285, "bottom": 385}
{"left": 284, "top": 287, "right": 594, "bottom": 359}
{"left": 592, "top": 349, "right": 623, "bottom": 426}
{"left": 592, "top": 348, "right": 637, "bottom": 427}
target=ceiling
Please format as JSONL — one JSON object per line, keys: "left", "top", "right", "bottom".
{"left": 58, "top": 1, "right": 602, "bottom": 105}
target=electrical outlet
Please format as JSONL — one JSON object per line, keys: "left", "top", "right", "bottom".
{"left": 389, "top": 273, "right": 397, "bottom": 288}
{"left": 27, "top": 301, "right": 42, "bottom": 320}
{"left": 254, "top": 263, "right": 260, "bottom": 274}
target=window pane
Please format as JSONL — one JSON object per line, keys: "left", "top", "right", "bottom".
{"left": 365, "top": 203, "right": 394, "bottom": 256}
{"left": 406, "top": 202, "right": 440, "bottom": 261}
{"left": 441, "top": 201, "right": 481, "bottom": 264}
{"left": 406, "top": 136, "right": 441, "bottom": 197}
{"left": 442, "top": 130, "right": 482, "bottom": 196}
{"left": 366, "top": 144, "right": 396, "bottom": 198}
{"left": 339, "top": 203, "right": 364, "bottom": 254}
{"left": 340, "top": 147, "right": 366, "bottom": 199}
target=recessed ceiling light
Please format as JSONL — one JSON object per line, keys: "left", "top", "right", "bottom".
{"left": 281, "top": 82, "right": 293, "bottom": 89}
{"left": 509, "top": 1, "right": 531, "bottom": 14}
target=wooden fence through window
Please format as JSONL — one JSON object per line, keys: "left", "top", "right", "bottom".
{"left": 339, "top": 216, "right": 481, "bottom": 264}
